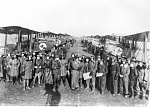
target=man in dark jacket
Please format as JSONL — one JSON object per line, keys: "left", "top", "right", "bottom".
{"left": 52, "top": 55, "right": 61, "bottom": 91}
{"left": 95, "top": 56, "right": 108, "bottom": 94}
{"left": 111, "top": 57, "right": 120, "bottom": 95}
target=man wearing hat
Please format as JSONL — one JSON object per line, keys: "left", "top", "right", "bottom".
{"left": 89, "top": 56, "right": 97, "bottom": 92}
{"left": 5, "top": 53, "right": 12, "bottom": 82}
{"left": 110, "top": 56, "right": 120, "bottom": 95}
{"left": 95, "top": 55, "right": 108, "bottom": 94}
{"left": 83, "top": 57, "right": 91, "bottom": 90}
{"left": 22, "top": 54, "right": 33, "bottom": 90}
{"left": 32, "top": 54, "right": 43, "bottom": 87}
{"left": 60, "top": 54, "right": 68, "bottom": 87}
{"left": 120, "top": 58, "right": 130, "bottom": 97}
{"left": 61, "top": 44, "right": 67, "bottom": 56}
{"left": 8, "top": 54, "right": 20, "bottom": 85}
{"left": 52, "top": 55, "right": 61, "bottom": 91}
{"left": 70, "top": 55, "right": 80, "bottom": 90}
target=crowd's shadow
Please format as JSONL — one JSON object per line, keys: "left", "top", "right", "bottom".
{"left": 44, "top": 83, "right": 61, "bottom": 106}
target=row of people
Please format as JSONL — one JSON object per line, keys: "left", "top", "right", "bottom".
{"left": 68, "top": 53, "right": 149, "bottom": 100}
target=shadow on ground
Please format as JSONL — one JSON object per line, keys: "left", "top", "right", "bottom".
{"left": 44, "top": 83, "right": 61, "bottom": 106}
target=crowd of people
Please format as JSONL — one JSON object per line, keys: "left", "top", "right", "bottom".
{"left": 0, "top": 38, "right": 149, "bottom": 102}
{"left": 0, "top": 40, "right": 73, "bottom": 91}
{"left": 80, "top": 39, "right": 150, "bottom": 100}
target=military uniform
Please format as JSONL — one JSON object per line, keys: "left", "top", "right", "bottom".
{"left": 136, "top": 65, "right": 145, "bottom": 96}
{"left": 110, "top": 61, "right": 120, "bottom": 95}
{"left": 78, "top": 61, "right": 84, "bottom": 88}
{"left": 33, "top": 57, "right": 43, "bottom": 86}
{"left": 84, "top": 61, "right": 91, "bottom": 89}
{"left": 5, "top": 56, "right": 12, "bottom": 81}
{"left": 95, "top": 60, "right": 108, "bottom": 94}
{"left": 71, "top": 59, "right": 79, "bottom": 89}
{"left": 22, "top": 59, "right": 33, "bottom": 80}
{"left": 60, "top": 58, "right": 67, "bottom": 86}
{"left": 52, "top": 58, "right": 61, "bottom": 90}
{"left": 8, "top": 58, "right": 20, "bottom": 77}
{"left": 120, "top": 64, "right": 130, "bottom": 96}
{"left": 44, "top": 58, "right": 53, "bottom": 84}
{"left": 129, "top": 64, "right": 138, "bottom": 98}
{"left": 89, "top": 60, "right": 97, "bottom": 91}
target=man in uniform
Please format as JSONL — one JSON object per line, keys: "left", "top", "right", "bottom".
{"left": 32, "top": 55, "right": 43, "bottom": 87}
{"left": 70, "top": 56, "right": 79, "bottom": 90}
{"left": 110, "top": 57, "right": 120, "bottom": 96}
{"left": 120, "top": 59, "right": 130, "bottom": 97}
{"left": 95, "top": 56, "right": 108, "bottom": 94}
{"left": 89, "top": 56, "right": 97, "bottom": 92}
{"left": 52, "top": 55, "right": 61, "bottom": 91}
{"left": 83, "top": 57, "right": 91, "bottom": 90}
{"left": 67, "top": 53, "right": 75, "bottom": 88}
{"left": 78, "top": 56, "right": 84, "bottom": 88}
{"left": 6, "top": 53, "right": 12, "bottom": 82}
{"left": 129, "top": 62, "right": 138, "bottom": 99}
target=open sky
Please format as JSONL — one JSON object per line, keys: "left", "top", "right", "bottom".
{"left": 0, "top": 0, "right": 150, "bottom": 37}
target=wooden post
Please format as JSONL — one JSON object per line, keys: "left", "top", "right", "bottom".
{"left": 4, "top": 30, "right": 8, "bottom": 55}
{"left": 17, "top": 29, "right": 22, "bottom": 52}
{"left": 143, "top": 32, "right": 148, "bottom": 62}
{"left": 28, "top": 32, "right": 30, "bottom": 50}
{"left": 29, "top": 32, "right": 33, "bottom": 52}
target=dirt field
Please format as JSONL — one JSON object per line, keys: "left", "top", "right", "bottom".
{"left": 0, "top": 38, "right": 149, "bottom": 106}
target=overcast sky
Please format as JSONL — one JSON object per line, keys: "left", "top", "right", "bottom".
{"left": 0, "top": 0, "right": 150, "bottom": 37}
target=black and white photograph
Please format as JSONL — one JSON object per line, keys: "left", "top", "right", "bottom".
{"left": 0, "top": 0, "right": 150, "bottom": 106}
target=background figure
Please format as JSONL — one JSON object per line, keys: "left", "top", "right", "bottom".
{"left": 0, "top": 55, "right": 4, "bottom": 82}
{"left": 6, "top": 53, "right": 12, "bottom": 82}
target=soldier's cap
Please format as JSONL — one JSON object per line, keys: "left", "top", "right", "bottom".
{"left": 55, "top": 55, "right": 59, "bottom": 58}
{"left": 132, "top": 56, "right": 136, "bottom": 59}
{"left": 97, "top": 55, "right": 101, "bottom": 58}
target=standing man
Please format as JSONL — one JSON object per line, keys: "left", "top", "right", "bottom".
{"left": 60, "top": 55, "right": 68, "bottom": 87}
{"left": 120, "top": 59, "right": 130, "bottom": 97}
{"left": 32, "top": 55, "right": 43, "bottom": 87}
{"left": 6, "top": 53, "right": 12, "bottom": 82}
{"left": 78, "top": 56, "right": 84, "bottom": 89}
{"left": 95, "top": 56, "right": 108, "bottom": 94}
{"left": 129, "top": 62, "right": 138, "bottom": 99}
{"left": 83, "top": 57, "right": 91, "bottom": 90}
{"left": 22, "top": 54, "right": 33, "bottom": 90}
{"left": 89, "top": 56, "right": 97, "bottom": 92}
{"left": 52, "top": 55, "right": 61, "bottom": 92}
{"left": 70, "top": 56, "right": 79, "bottom": 90}
{"left": 110, "top": 57, "right": 120, "bottom": 96}
{"left": 106, "top": 56, "right": 112, "bottom": 92}
{"left": 67, "top": 53, "right": 75, "bottom": 88}
{"left": 8, "top": 54, "right": 20, "bottom": 85}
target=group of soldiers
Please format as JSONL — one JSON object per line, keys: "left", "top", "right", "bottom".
{"left": 81, "top": 38, "right": 150, "bottom": 100}
{"left": 0, "top": 38, "right": 149, "bottom": 101}
{"left": 0, "top": 40, "right": 73, "bottom": 92}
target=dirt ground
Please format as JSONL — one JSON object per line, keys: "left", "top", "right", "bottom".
{"left": 0, "top": 38, "right": 149, "bottom": 106}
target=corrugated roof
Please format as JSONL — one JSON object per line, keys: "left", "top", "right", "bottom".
{"left": 0, "top": 26, "right": 40, "bottom": 35}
